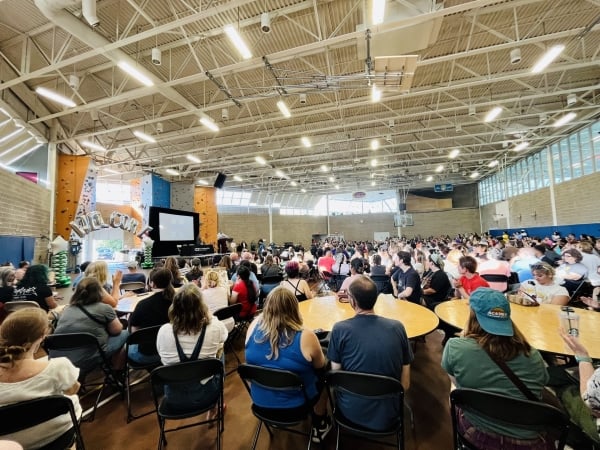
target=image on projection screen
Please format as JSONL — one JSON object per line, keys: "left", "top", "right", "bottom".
{"left": 159, "top": 213, "right": 194, "bottom": 241}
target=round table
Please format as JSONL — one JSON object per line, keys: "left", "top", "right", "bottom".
{"left": 299, "top": 294, "right": 439, "bottom": 339}
{"left": 435, "top": 299, "right": 600, "bottom": 358}
{"left": 116, "top": 292, "right": 153, "bottom": 314}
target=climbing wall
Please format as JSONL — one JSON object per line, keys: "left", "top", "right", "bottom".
{"left": 55, "top": 155, "right": 95, "bottom": 241}
{"left": 141, "top": 173, "right": 170, "bottom": 224}
{"left": 194, "top": 186, "right": 217, "bottom": 249}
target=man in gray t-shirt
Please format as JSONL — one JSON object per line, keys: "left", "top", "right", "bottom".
{"left": 327, "top": 276, "right": 413, "bottom": 431}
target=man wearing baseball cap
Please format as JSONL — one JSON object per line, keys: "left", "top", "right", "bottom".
{"left": 441, "top": 288, "right": 549, "bottom": 447}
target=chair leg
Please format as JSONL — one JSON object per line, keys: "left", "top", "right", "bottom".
{"left": 251, "top": 421, "right": 263, "bottom": 450}
{"left": 126, "top": 368, "right": 132, "bottom": 422}
{"left": 335, "top": 423, "right": 341, "bottom": 450}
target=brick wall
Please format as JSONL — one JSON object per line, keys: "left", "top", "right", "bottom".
{"left": 0, "top": 170, "right": 52, "bottom": 263}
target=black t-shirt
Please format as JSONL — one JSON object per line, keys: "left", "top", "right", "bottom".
{"left": 392, "top": 267, "right": 422, "bottom": 304}
{"left": 0, "top": 286, "right": 14, "bottom": 302}
{"left": 423, "top": 270, "right": 451, "bottom": 308}
{"left": 12, "top": 284, "right": 53, "bottom": 311}
{"left": 129, "top": 291, "right": 172, "bottom": 329}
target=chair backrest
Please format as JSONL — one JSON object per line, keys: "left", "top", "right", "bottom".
{"left": 450, "top": 388, "right": 569, "bottom": 450}
{"left": 151, "top": 358, "right": 223, "bottom": 387}
{"left": 214, "top": 303, "right": 242, "bottom": 321}
{"left": 4, "top": 301, "right": 40, "bottom": 313}
{"left": 326, "top": 370, "right": 404, "bottom": 400}
{"left": 120, "top": 282, "right": 146, "bottom": 292}
{"left": 369, "top": 275, "right": 393, "bottom": 294}
{"left": 261, "top": 275, "right": 283, "bottom": 285}
{"left": 126, "top": 325, "right": 161, "bottom": 348}
{"left": 0, "top": 395, "right": 83, "bottom": 448}
{"left": 480, "top": 274, "right": 509, "bottom": 283}
{"left": 44, "top": 332, "right": 100, "bottom": 352}
{"left": 237, "top": 363, "right": 307, "bottom": 398}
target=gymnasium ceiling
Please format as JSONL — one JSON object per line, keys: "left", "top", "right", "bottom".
{"left": 0, "top": 0, "right": 599, "bottom": 196}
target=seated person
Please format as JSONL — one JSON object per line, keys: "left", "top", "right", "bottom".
{"left": 84, "top": 261, "right": 123, "bottom": 307}
{"left": 556, "top": 248, "right": 588, "bottom": 295}
{"left": 328, "top": 276, "right": 413, "bottom": 431}
{"left": 368, "top": 254, "right": 387, "bottom": 276}
{"left": 391, "top": 251, "right": 422, "bottom": 303}
{"left": 14, "top": 261, "right": 29, "bottom": 283}
{"left": 260, "top": 255, "right": 282, "bottom": 278}
{"left": 477, "top": 250, "right": 511, "bottom": 293}
{"left": 127, "top": 269, "right": 176, "bottom": 364}
{"left": 71, "top": 261, "right": 90, "bottom": 291}
{"left": 559, "top": 330, "right": 600, "bottom": 445}
{"left": 0, "top": 308, "right": 82, "bottom": 449}
{"left": 518, "top": 262, "right": 569, "bottom": 305}
{"left": 337, "top": 258, "right": 365, "bottom": 298}
{"left": 121, "top": 261, "right": 146, "bottom": 293}
{"left": 510, "top": 247, "right": 541, "bottom": 283}
{"left": 317, "top": 250, "right": 335, "bottom": 275}
{"left": 579, "top": 241, "right": 600, "bottom": 285}
{"left": 11, "top": 264, "right": 58, "bottom": 311}
{"left": 231, "top": 260, "right": 260, "bottom": 293}
{"left": 53, "top": 278, "right": 129, "bottom": 371}
{"left": 280, "top": 261, "right": 314, "bottom": 302}
{"left": 156, "top": 284, "right": 227, "bottom": 414}
{"left": 201, "top": 270, "right": 232, "bottom": 332}
{"left": 422, "top": 254, "right": 452, "bottom": 310}
{"left": 230, "top": 266, "right": 258, "bottom": 320}
{"left": 245, "top": 288, "right": 332, "bottom": 443}
{"left": 164, "top": 257, "right": 185, "bottom": 288}
{"left": 185, "top": 258, "right": 204, "bottom": 284}
{"left": 442, "top": 288, "right": 550, "bottom": 448}
{"left": 455, "top": 256, "right": 489, "bottom": 299}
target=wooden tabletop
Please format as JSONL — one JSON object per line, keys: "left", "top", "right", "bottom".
{"left": 435, "top": 299, "right": 600, "bottom": 358}
{"left": 299, "top": 294, "right": 439, "bottom": 339}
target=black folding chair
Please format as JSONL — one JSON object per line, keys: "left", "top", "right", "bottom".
{"left": 326, "top": 370, "right": 406, "bottom": 450}
{"left": 0, "top": 395, "right": 85, "bottom": 450}
{"left": 450, "top": 388, "right": 569, "bottom": 450}
{"left": 44, "top": 332, "right": 123, "bottom": 422}
{"left": 370, "top": 275, "right": 393, "bottom": 295}
{"left": 120, "top": 281, "right": 146, "bottom": 294}
{"left": 214, "top": 303, "right": 243, "bottom": 374}
{"left": 150, "top": 358, "right": 224, "bottom": 450}
{"left": 125, "top": 325, "right": 162, "bottom": 422}
{"left": 238, "top": 363, "right": 314, "bottom": 450}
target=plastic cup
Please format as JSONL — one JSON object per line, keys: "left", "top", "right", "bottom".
{"left": 560, "top": 310, "right": 580, "bottom": 337}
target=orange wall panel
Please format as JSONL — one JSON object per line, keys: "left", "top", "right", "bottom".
{"left": 55, "top": 155, "right": 91, "bottom": 240}
{"left": 194, "top": 187, "right": 217, "bottom": 250}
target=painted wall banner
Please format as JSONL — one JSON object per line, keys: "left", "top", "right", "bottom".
{"left": 70, "top": 210, "right": 151, "bottom": 238}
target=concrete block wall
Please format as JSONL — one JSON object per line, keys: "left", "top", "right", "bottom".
{"left": 0, "top": 169, "right": 51, "bottom": 263}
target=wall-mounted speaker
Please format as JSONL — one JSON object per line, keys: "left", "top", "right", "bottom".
{"left": 213, "top": 172, "right": 227, "bottom": 189}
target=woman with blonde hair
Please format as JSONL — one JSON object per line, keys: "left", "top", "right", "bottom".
{"left": 519, "top": 262, "right": 569, "bottom": 305}
{"left": 245, "top": 287, "right": 331, "bottom": 443}
{"left": 85, "top": 260, "right": 121, "bottom": 307}
{"left": 202, "top": 270, "right": 232, "bottom": 332}
{"left": 156, "top": 284, "right": 227, "bottom": 412}
{"left": 0, "top": 308, "right": 81, "bottom": 449}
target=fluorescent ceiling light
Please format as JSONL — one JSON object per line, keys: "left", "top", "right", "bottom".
{"left": 224, "top": 24, "right": 252, "bottom": 60}
{"left": 35, "top": 87, "right": 76, "bottom": 108}
{"left": 470, "top": 171, "right": 480, "bottom": 179}
{"left": 484, "top": 106, "right": 502, "bottom": 123}
{"left": 328, "top": 176, "right": 335, "bottom": 182}
{"left": 370, "top": 158, "right": 377, "bottom": 167}
{"left": 435, "top": 164, "right": 444, "bottom": 173}
{"left": 371, "top": 84, "right": 381, "bottom": 103}
{"left": 552, "top": 112, "right": 576, "bottom": 128}
{"left": 200, "top": 116, "right": 219, "bottom": 132}
{"left": 82, "top": 140, "right": 106, "bottom": 152}
{"left": 371, "top": 139, "right": 379, "bottom": 150}
{"left": 531, "top": 44, "right": 565, "bottom": 74}
{"left": 488, "top": 160, "right": 499, "bottom": 168}
{"left": 197, "top": 179, "right": 209, "bottom": 185}
{"left": 290, "top": 181, "right": 297, "bottom": 187}
{"left": 6, "top": 143, "right": 42, "bottom": 165}
{"left": 513, "top": 141, "right": 530, "bottom": 151}
{"left": 233, "top": 175, "right": 243, "bottom": 182}
{"left": 0, "top": 137, "right": 32, "bottom": 157}
{"left": 0, "top": 127, "right": 25, "bottom": 144}
{"left": 277, "top": 100, "right": 291, "bottom": 118}
{"left": 0, "top": 108, "right": 9, "bottom": 118}
{"left": 165, "top": 168, "right": 180, "bottom": 176}
{"left": 0, "top": 119, "right": 11, "bottom": 128}
{"left": 133, "top": 130, "right": 156, "bottom": 143}
{"left": 275, "top": 169, "right": 286, "bottom": 178}
{"left": 372, "top": 0, "right": 385, "bottom": 25}
{"left": 104, "top": 168, "right": 120, "bottom": 174}
{"left": 449, "top": 149, "right": 460, "bottom": 159}
{"left": 426, "top": 175, "right": 433, "bottom": 182}
{"left": 186, "top": 154, "right": 201, "bottom": 163}
{"left": 117, "top": 61, "right": 154, "bottom": 86}
{"left": 371, "top": 181, "right": 376, "bottom": 186}
{"left": 301, "top": 188, "right": 307, "bottom": 193}
{"left": 320, "top": 164, "right": 329, "bottom": 172}
{"left": 335, "top": 184, "right": 340, "bottom": 190}
{"left": 255, "top": 156, "right": 267, "bottom": 165}
{"left": 301, "top": 137, "right": 311, "bottom": 148}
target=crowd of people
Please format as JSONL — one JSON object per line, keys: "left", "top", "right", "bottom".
{"left": 1, "top": 229, "right": 600, "bottom": 448}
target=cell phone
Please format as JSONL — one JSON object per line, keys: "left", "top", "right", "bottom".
{"left": 520, "top": 290, "right": 539, "bottom": 305}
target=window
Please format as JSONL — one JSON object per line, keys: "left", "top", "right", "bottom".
{"left": 96, "top": 182, "right": 131, "bottom": 205}
{"left": 551, "top": 143, "right": 562, "bottom": 184}
{"left": 580, "top": 127, "right": 594, "bottom": 175}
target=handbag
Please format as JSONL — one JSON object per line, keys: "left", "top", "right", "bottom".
{"left": 483, "top": 347, "right": 564, "bottom": 411}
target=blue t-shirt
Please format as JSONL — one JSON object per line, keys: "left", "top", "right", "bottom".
{"left": 245, "top": 325, "right": 318, "bottom": 408}
{"left": 327, "top": 314, "right": 414, "bottom": 431}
